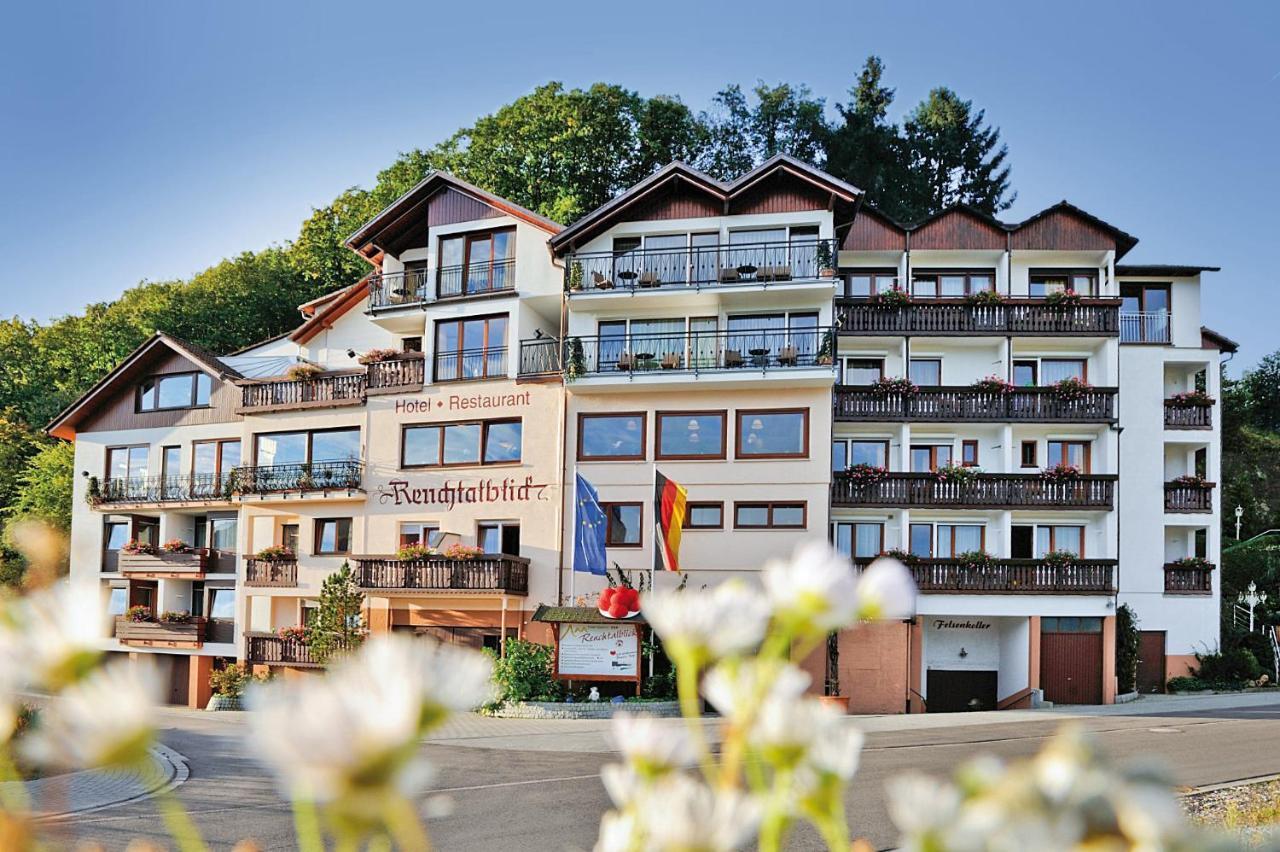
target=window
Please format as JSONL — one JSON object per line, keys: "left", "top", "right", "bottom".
{"left": 839, "top": 358, "right": 884, "bottom": 385}
{"left": 1036, "top": 525, "right": 1084, "bottom": 557}
{"left": 734, "top": 502, "right": 806, "bottom": 529}
{"left": 833, "top": 439, "right": 889, "bottom": 472}
{"left": 1120, "top": 283, "right": 1171, "bottom": 343}
{"left": 255, "top": 429, "right": 360, "bottom": 466}
{"left": 736, "top": 409, "right": 809, "bottom": 459}
{"left": 1020, "top": 440, "right": 1038, "bottom": 468}
{"left": 192, "top": 439, "right": 241, "bottom": 486}
{"left": 106, "top": 446, "right": 148, "bottom": 481}
{"left": 961, "top": 440, "right": 979, "bottom": 467}
{"left": 832, "top": 522, "right": 883, "bottom": 559}
{"left": 435, "top": 314, "right": 508, "bottom": 381}
{"left": 402, "top": 337, "right": 423, "bottom": 353}
{"left": 104, "top": 521, "right": 130, "bottom": 551}
{"left": 281, "top": 524, "right": 299, "bottom": 554}
{"left": 656, "top": 411, "right": 726, "bottom": 460}
{"left": 134, "top": 517, "right": 159, "bottom": 546}
{"left": 909, "top": 523, "right": 933, "bottom": 558}
{"left": 1041, "top": 359, "right": 1087, "bottom": 384}
{"left": 603, "top": 503, "right": 642, "bottom": 547}
{"left": 937, "top": 524, "right": 985, "bottom": 557}
{"left": 438, "top": 229, "right": 515, "bottom": 296}
{"left": 314, "top": 518, "right": 352, "bottom": 555}
{"left": 161, "top": 446, "right": 181, "bottom": 499}
{"left": 107, "top": 586, "right": 128, "bottom": 616}
{"left": 1042, "top": 616, "right": 1102, "bottom": 633}
{"left": 478, "top": 522, "right": 520, "bottom": 556}
{"left": 1047, "top": 440, "right": 1090, "bottom": 471}
{"left": 1012, "top": 360, "right": 1038, "bottom": 387}
{"left": 910, "top": 444, "right": 953, "bottom": 472}
{"left": 911, "top": 270, "right": 995, "bottom": 298}
{"left": 845, "top": 270, "right": 898, "bottom": 298}
{"left": 399, "top": 522, "right": 442, "bottom": 549}
{"left": 207, "top": 587, "right": 236, "bottom": 620}
{"left": 138, "top": 372, "right": 212, "bottom": 412}
{"left": 1011, "top": 525, "right": 1034, "bottom": 559}
{"left": 209, "top": 517, "right": 237, "bottom": 552}
{"left": 684, "top": 503, "right": 723, "bottom": 529}
{"left": 908, "top": 359, "right": 942, "bottom": 386}
{"left": 1030, "top": 270, "right": 1096, "bottom": 297}
{"left": 579, "top": 413, "right": 646, "bottom": 461}
{"left": 401, "top": 420, "right": 522, "bottom": 467}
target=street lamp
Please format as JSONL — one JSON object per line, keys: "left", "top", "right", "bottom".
{"left": 1236, "top": 505, "right": 1244, "bottom": 541}
{"left": 1239, "top": 581, "right": 1268, "bottom": 633}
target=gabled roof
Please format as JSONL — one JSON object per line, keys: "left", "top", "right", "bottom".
{"left": 1012, "top": 201, "right": 1139, "bottom": 259}
{"left": 290, "top": 275, "right": 372, "bottom": 345}
{"left": 1116, "top": 264, "right": 1221, "bottom": 277}
{"left": 549, "top": 154, "right": 862, "bottom": 253}
{"left": 346, "top": 171, "right": 562, "bottom": 261}
{"left": 46, "top": 333, "right": 241, "bottom": 441}
{"left": 1201, "top": 326, "right": 1239, "bottom": 354}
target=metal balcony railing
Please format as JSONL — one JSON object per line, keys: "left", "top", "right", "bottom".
{"left": 1120, "top": 311, "right": 1171, "bottom": 344}
{"left": 434, "top": 347, "right": 508, "bottom": 383}
{"left": 234, "top": 460, "right": 364, "bottom": 495}
{"left": 94, "top": 473, "right": 235, "bottom": 505}
{"left": 368, "top": 259, "right": 517, "bottom": 310}
{"left": 565, "top": 239, "right": 836, "bottom": 293}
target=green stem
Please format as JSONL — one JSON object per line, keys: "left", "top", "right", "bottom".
{"left": 814, "top": 798, "right": 851, "bottom": 852}
{"left": 675, "top": 659, "right": 717, "bottom": 783}
{"left": 152, "top": 783, "right": 208, "bottom": 852}
{"left": 291, "top": 796, "right": 324, "bottom": 852}
{"left": 384, "top": 795, "right": 432, "bottom": 852}
{"left": 0, "top": 742, "right": 32, "bottom": 813}
{"left": 758, "top": 766, "right": 794, "bottom": 852}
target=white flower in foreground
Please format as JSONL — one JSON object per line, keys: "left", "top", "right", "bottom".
{"left": 701, "top": 660, "right": 809, "bottom": 722}
{"left": 356, "top": 632, "right": 494, "bottom": 727}
{"left": 643, "top": 580, "right": 769, "bottom": 662}
{"left": 854, "top": 556, "right": 917, "bottom": 620}
{"left": 593, "top": 810, "right": 641, "bottom": 852}
{"left": 640, "top": 774, "right": 760, "bottom": 852}
{"left": 609, "top": 712, "right": 695, "bottom": 777}
{"left": 763, "top": 542, "right": 861, "bottom": 632}
{"left": 22, "top": 656, "right": 158, "bottom": 770}
{"left": 2, "top": 584, "right": 106, "bottom": 690}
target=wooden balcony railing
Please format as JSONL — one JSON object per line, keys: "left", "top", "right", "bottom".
{"left": 566, "top": 239, "right": 836, "bottom": 293}
{"left": 92, "top": 473, "right": 234, "bottom": 506}
{"left": 115, "top": 618, "right": 206, "bottom": 648}
{"left": 366, "top": 355, "right": 425, "bottom": 393}
{"left": 831, "top": 471, "right": 1117, "bottom": 510}
{"left": 118, "top": 549, "right": 208, "bottom": 578}
{"left": 239, "top": 372, "right": 366, "bottom": 414}
{"left": 835, "top": 385, "right": 1117, "bottom": 423}
{"left": 835, "top": 297, "right": 1121, "bottom": 336}
{"left": 245, "top": 633, "right": 322, "bottom": 667}
{"left": 245, "top": 558, "right": 298, "bottom": 587}
{"left": 854, "top": 557, "right": 1117, "bottom": 594}
{"left": 1164, "top": 481, "right": 1214, "bottom": 513}
{"left": 1164, "top": 401, "right": 1214, "bottom": 430}
{"left": 234, "top": 460, "right": 364, "bottom": 496}
{"left": 353, "top": 555, "right": 530, "bottom": 595}
{"left": 1164, "top": 562, "right": 1214, "bottom": 595}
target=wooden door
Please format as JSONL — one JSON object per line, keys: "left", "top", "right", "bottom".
{"left": 1041, "top": 630, "right": 1103, "bottom": 705}
{"left": 168, "top": 656, "right": 191, "bottom": 706}
{"left": 1137, "top": 631, "right": 1167, "bottom": 694}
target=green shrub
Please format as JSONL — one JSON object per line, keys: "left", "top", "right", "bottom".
{"left": 1193, "top": 646, "right": 1263, "bottom": 684}
{"left": 1115, "top": 604, "right": 1140, "bottom": 694}
{"left": 209, "top": 662, "right": 267, "bottom": 698}
{"left": 488, "top": 639, "right": 561, "bottom": 707}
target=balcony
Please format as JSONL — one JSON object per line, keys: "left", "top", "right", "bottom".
{"left": 368, "top": 260, "right": 516, "bottom": 310}
{"left": 434, "top": 347, "right": 508, "bottom": 383}
{"left": 831, "top": 471, "right": 1116, "bottom": 510}
{"left": 353, "top": 555, "right": 530, "bottom": 595}
{"left": 245, "top": 633, "right": 322, "bottom": 667}
{"left": 520, "top": 328, "right": 836, "bottom": 379}
{"left": 115, "top": 618, "right": 206, "bottom": 648}
{"left": 1120, "top": 312, "right": 1171, "bottom": 344}
{"left": 1164, "top": 399, "right": 1214, "bottom": 430}
{"left": 365, "top": 355, "right": 425, "bottom": 395}
{"left": 835, "top": 297, "right": 1120, "bottom": 337}
{"left": 238, "top": 372, "right": 366, "bottom": 414}
{"left": 1164, "top": 480, "right": 1214, "bottom": 513}
{"left": 835, "top": 385, "right": 1117, "bottom": 423}
{"left": 855, "top": 557, "right": 1116, "bottom": 595}
{"left": 235, "top": 460, "right": 364, "bottom": 497}
{"left": 118, "top": 549, "right": 208, "bottom": 579}
{"left": 245, "top": 558, "right": 298, "bottom": 587}
{"left": 565, "top": 239, "right": 836, "bottom": 294}
{"left": 1163, "top": 561, "right": 1214, "bottom": 595}
{"left": 91, "top": 473, "right": 235, "bottom": 507}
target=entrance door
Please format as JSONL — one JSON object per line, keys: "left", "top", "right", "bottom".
{"left": 168, "top": 656, "right": 191, "bottom": 706}
{"left": 926, "top": 670, "right": 998, "bottom": 712}
{"left": 1040, "top": 617, "right": 1103, "bottom": 704}
{"left": 1137, "top": 631, "right": 1167, "bottom": 694}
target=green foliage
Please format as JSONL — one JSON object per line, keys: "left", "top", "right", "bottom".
{"left": 1192, "top": 646, "right": 1263, "bottom": 686}
{"left": 1115, "top": 604, "right": 1140, "bottom": 694}
{"left": 487, "top": 639, "right": 560, "bottom": 706}
{"left": 308, "top": 562, "right": 367, "bottom": 665}
{"left": 209, "top": 662, "right": 267, "bottom": 698}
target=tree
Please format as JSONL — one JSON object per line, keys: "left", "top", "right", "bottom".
{"left": 698, "top": 82, "right": 828, "bottom": 180}
{"left": 826, "top": 57, "right": 911, "bottom": 217}
{"left": 308, "top": 562, "right": 367, "bottom": 665}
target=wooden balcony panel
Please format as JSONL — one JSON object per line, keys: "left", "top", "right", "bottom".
{"left": 835, "top": 298, "right": 1120, "bottom": 337}
{"left": 1164, "top": 483, "right": 1214, "bottom": 513}
{"left": 831, "top": 472, "right": 1116, "bottom": 510}
{"left": 1163, "top": 402, "right": 1213, "bottom": 430}
{"left": 365, "top": 356, "right": 426, "bottom": 395}
{"left": 245, "top": 633, "right": 321, "bottom": 667}
{"left": 353, "top": 555, "right": 530, "bottom": 595}
{"left": 834, "top": 385, "right": 1117, "bottom": 423}
{"left": 238, "top": 372, "right": 367, "bottom": 414}
{"left": 1163, "top": 563, "right": 1214, "bottom": 595}
{"left": 245, "top": 558, "right": 298, "bottom": 588}
{"left": 115, "top": 618, "right": 206, "bottom": 649}
{"left": 853, "top": 558, "right": 1117, "bottom": 594}
{"left": 117, "top": 550, "right": 208, "bottom": 579}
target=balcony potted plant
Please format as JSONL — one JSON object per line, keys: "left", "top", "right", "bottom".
{"left": 1045, "top": 288, "right": 1083, "bottom": 306}
{"left": 162, "top": 539, "right": 192, "bottom": 554}
{"left": 565, "top": 337, "right": 587, "bottom": 382}
{"left": 884, "top": 547, "right": 920, "bottom": 566}
{"left": 277, "top": 625, "right": 309, "bottom": 643}
{"left": 955, "top": 551, "right": 996, "bottom": 571}
{"left": 285, "top": 363, "right": 324, "bottom": 382}
{"left": 84, "top": 475, "right": 101, "bottom": 505}
{"left": 1168, "top": 390, "right": 1214, "bottom": 408}
{"left": 1042, "top": 550, "right": 1079, "bottom": 568}
{"left": 1050, "top": 377, "right": 1092, "bottom": 402}
{"left": 121, "top": 539, "right": 158, "bottom": 556}
{"left": 159, "top": 610, "right": 193, "bottom": 624}
{"left": 445, "top": 543, "right": 485, "bottom": 561}
{"left": 873, "top": 286, "right": 911, "bottom": 308}
{"left": 356, "top": 348, "right": 402, "bottom": 365}
{"left": 1169, "top": 474, "right": 1213, "bottom": 489}
{"left": 869, "top": 376, "right": 918, "bottom": 397}
{"left": 815, "top": 241, "right": 835, "bottom": 278}
{"left": 934, "top": 462, "right": 979, "bottom": 485}
{"left": 126, "top": 605, "right": 153, "bottom": 623}
{"left": 397, "top": 543, "right": 439, "bottom": 561}
{"left": 815, "top": 328, "right": 836, "bottom": 365}
{"left": 843, "top": 463, "right": 888, "bottom": 485}
{"left": 1166, "top": 556, "right": 1213, "bottom": 571}
{"left": 966, "top": 289, "right": 1005, "bottom": 306}
{"left": 1042, "top": 463, "right": 1082, "bottom": 481}
{"left": 971, "top": 375, "right": 1014, "bottom": 395}
{"left": 567, "top": 261, "right": 584, "bottom": 292}
{"left": 255, "top": 545, "right": 296, "bottom": 562}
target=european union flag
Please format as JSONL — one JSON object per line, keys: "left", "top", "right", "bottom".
{"left": 573, "top": 472, "right": 608, "bottom": 576}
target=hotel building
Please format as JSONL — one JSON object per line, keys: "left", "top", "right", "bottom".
{"left": 52, "top": 160, "right": 1231, "bottom": 712}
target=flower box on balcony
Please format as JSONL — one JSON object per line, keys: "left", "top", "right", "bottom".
{"left": 115, "top": 617, "right": 206, "bottom": 648}
{"left": 117, "top": 549, "right": 208, "bottom": 578}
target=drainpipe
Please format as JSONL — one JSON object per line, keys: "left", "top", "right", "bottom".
{"left": 555, "top": 281, "right": 570, "bottom": 606}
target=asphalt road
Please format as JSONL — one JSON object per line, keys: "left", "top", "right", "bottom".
{"left": 48, "top": 699, "right": 1280, "bottom": 851}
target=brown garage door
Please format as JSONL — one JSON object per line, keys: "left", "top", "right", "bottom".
{"left": 1137, "top": 631, "right": 1167, "bottom": 694}
{"left": 1040, "top": 617, "right": 1102, "bottom": 705}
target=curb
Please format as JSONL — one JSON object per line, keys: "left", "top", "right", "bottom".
{"left": 32, "top": 744, "right": 190, "bottom": 822}
{"left": 1183, "top": 772, "right": 1280, "bottom": 797}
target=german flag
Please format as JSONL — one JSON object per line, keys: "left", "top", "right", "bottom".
{"left": 654, "top": 470, "right": 688, "bottom": 572}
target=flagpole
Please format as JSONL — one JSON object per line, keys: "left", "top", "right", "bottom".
{"left": 650, "top": 464, "right": 658, "bottom": 678}
{"left": 570, "top": 466, "right": 577, "bottom": 605}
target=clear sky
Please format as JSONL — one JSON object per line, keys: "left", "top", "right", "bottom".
{"left": 1, "top": 1, "right": 1275, "bottom": 370}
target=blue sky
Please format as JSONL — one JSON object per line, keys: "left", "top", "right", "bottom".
{"left": 1, "top": 1, "right": 1275, "bottom": 370}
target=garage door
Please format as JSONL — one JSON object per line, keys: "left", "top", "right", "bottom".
{"left": 926, "top": 669, "right": 998, "bottom": 713}
{"left": 1040, "top": 617, "right": 1102, "bottom": 705}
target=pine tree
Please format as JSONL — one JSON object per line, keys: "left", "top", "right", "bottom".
{"left": 309, "top": 561, "right": 366, "bottom": 665}
{"left": 900, "top": 87, "right": 1015, "bottom": 218}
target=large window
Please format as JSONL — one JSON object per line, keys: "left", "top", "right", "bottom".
{"left": 839, "top": 358, "right": 884, "bottom": 385}
{"left": 192, "top": 439, "right": 241, "bottom": 486}
{"left": 106, "top": 445, "right": 148, "bottom": 482}
{"left": 736, "top": 409, "right": 809, "bottom": 459}
{"left": 1041, "top": 359, "right": 1087, "bottom": 384}
{"left": 844, "top": 270, "right": 898, "bottom": 298}
{"left": 1047, "top": 440, "right": 1090, "bottom": 471}
{"left": 832, "top": 439, "right": 889, "bottom": 471}
{"left": 438, "top": 228, "right": 515, "bottom": 296}
{"left": 399, "top": 522, "right": 443, "bottom": 549}
{"left": 138, "top": 372, "right": 212, "bottom": 412}
{"left": 1120, "top": 283, "right": 1171, "bottom": 343}
{"left": 911, "top": 270, "right": 995, "bottom": 298}
{"left": 254, "top": 429, "right": 360, "bottom": 466}
{"left": 478, "top": 522, "right": 520, "bottom": 556}
{"left": 684, "top": 502, "right": 723, "bottom": 529}
{"left": 936, "top": 524, "right": 985, "bottom": 557}
{"left": 909, "top": 523, "right": 933, "bottom": 557}
{"left": 734, "top": 502, "right": 806, "bottom": 529}
{"left": 401, "top": 420, "right": 522, "bottom": 468}
{"left": 314, "top": 518, "right": 352, "bottom": 555}
{"left": 908, "top": 358, "right": 942, "bottom": 386}
{"left": 1030, "top": 270, "right": 1096, "bottom": 297}
{"left": 656, "top": 411, "right": 726, "bottom": 460}
{"left": 910, "top": 444, "right": 953, "bottom": 472}
{"left": 832, "top": 522, "right": 883, "bottom": 559}
{"left": 209, "top": 517, "right": 237, "bottom": 553}
{"left": 603, "top": 503, "right": 642, "bottom": 547}
{"left": 435, "top": 314, "right": 508, "bottom": 382}
{"left": 1036, "top": 525, "right": 1084, "bottom": 557}
{"left": 578, "top": 413, "right": 646, "bottom": 461}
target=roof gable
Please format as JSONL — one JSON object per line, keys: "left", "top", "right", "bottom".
{"left": 291, "top": 276, "right": 372, "bottom": 345}
{"left": 1010, "top": 201, "right": 1138, "bottom": 258}
{"left": 911, "top": 206, "right": 1006, "bottom": 251}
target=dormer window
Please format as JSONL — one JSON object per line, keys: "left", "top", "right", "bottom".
{"left": 138, "top": 372, "right": 212, "bottom": 412}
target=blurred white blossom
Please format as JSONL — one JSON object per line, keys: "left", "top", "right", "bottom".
{"left": 643, "top": 580, "right": 769, "bottom": 663}
{"left": 701, "top": 660, "right": 809, "bottom": 723}
{"left": 854, "top": 556, "right": 917, "bottom": 621}
{"left": 598, "top": 771, "right": 760, "bottom": 852}
{"left": 609, "top": 712, "right": 695, "bottom": 778}
{"left": 1, "top": 584, "right": 105, "bottom": 691}
{"left": 762, "top": 542, "right": 861, "bottom": 632}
